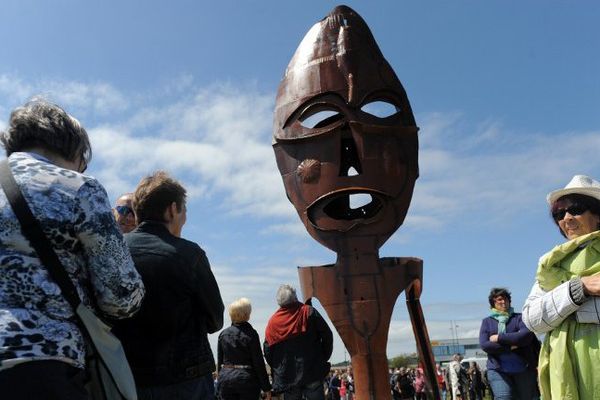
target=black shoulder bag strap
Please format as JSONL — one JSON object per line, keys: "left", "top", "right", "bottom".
{"left": 0, "top": 159, "right": 81, "bottom": 310}
{"left": 0, "top": 159, "right": 135, "bottom": 400}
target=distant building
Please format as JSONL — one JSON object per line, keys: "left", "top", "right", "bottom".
{"left": 430, "top": 337, "right": 486, "bottom": 364}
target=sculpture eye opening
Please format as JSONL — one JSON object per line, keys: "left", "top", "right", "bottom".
{"left": 299, "top": 107, "right": 343, "bottom": 129}
{"left": 360, "top": 100, "right": 399, "bottom": 118}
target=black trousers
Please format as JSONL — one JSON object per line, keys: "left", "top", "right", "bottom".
{"left": 220, "top": 385, "right": 261, "bottom": 400}
{"left": 0, "top": 360, "right": 88, "bottom": 400}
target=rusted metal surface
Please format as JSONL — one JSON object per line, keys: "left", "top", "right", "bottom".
{"left": 273, "top": 5, "right": 439, "bottom": 400}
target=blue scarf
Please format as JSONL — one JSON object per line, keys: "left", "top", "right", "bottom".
{"left": 489, "top": 307, "right": 513, "bottom": 334}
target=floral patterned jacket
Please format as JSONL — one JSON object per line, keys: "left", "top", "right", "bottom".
{"left": 0, "top": 152, "right": 145, "bottom": 370}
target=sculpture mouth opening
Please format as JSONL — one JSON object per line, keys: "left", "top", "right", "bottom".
{"left": 322, "top": 192, "right": 382, "bottom": 220}
{"left": 307, "top": 189, "right": 387, "bottom": 231}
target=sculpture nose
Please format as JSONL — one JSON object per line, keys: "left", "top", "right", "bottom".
{"left": 339, "top": 128, "right": 362, "bottom": 177}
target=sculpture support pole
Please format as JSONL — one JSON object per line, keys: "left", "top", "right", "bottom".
{"left": 299, "top": 257, "right": 439, "bottom": 400}
{"left": 406, "top": 282, "right": 441, "bottom": 400}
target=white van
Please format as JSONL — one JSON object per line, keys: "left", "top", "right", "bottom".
{"left": 461, "top": 357, "right": 487, "bottom": 371}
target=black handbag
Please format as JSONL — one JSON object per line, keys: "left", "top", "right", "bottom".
{"left": 0, "top": 159, "right": 137, "bottom": 400}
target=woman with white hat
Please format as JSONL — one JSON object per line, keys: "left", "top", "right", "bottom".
{"left": 523, "top": 175, "right": 600, "bottom": 399}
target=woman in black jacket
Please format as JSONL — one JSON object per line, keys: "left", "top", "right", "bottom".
{"left": 218, "top": 298, "right": 272, "bottom": 400}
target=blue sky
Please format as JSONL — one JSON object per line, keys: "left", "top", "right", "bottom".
{"left": 1, "top": 1, "right": 599, "bottom": 362}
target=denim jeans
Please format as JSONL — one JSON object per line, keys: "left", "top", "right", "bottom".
{"left": 283, "top": 380, "right": 326, "bottom": 400}
{"left": 487, "top": 368, "right": 539, "bottom": 400}
{"left": 138, "top": 373, "right": 215, "bottom": 400}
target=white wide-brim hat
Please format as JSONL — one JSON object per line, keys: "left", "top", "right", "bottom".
{"left": 547, "top": 175, "right": 600, "bottom": 205}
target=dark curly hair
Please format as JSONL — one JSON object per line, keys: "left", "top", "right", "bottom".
{"left": 488, "top": 287, "right": 511, "bottom": 308}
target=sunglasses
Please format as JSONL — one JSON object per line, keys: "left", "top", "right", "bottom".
{"left": 77, "top": 157, "right": 87, "bottom": 174}
{"left": 115, "top": 205, "right": 134, "bottom": 217}
{"left": 552, "top": 204, "right": 588, "bottom": 222}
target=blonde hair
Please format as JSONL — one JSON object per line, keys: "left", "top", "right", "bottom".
{"left": 228, "top": 297, "right": 252, "bottom": 323}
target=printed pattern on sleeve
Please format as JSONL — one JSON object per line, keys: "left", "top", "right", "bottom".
{"left": 0, "top": 152, "right": 144, "bottom": 370}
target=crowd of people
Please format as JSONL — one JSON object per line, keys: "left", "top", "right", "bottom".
{"left": 1, "top": 98, "right": 600, "bottom": 400}
{"left": 0, "top": 100, "right": 335, "bottom": 400}
{"left": 324, "top": 369, "right": 354, "bottom": 400}
{"left": 387, "top": 360, "right": 485, "bottom": 400}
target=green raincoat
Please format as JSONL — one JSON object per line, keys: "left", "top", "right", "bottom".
{"left": 536, "top": 230, "right": 600, "bottom": 399}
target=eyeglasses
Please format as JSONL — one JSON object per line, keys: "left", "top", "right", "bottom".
{"left": 115, "top": 205, "right": 133, "bottom": 216}
{"left": 552, "top": 204, "right": 588, "bottom": 222}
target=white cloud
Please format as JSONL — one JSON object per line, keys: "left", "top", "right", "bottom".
{"left": 0, "top": 74, "right": 128, "bottom": 115}
{"left": 3, "top": 75, "right": 598, "bottom": 233}
{"left": 0, "top": 75, "right": 33, "bottom": 103}
{"left": 406, "top": 113, "right": 600, "bottom": 231}
{"left": 48, "top": 81, "right": 128, "bottom": 115}
{"left": 259, "top": 221, "right": 306, "bottom": 236}
{"left": 83, "top": 83, "right": 295, "bottom": 223}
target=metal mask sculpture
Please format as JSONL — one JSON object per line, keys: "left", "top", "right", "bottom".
{"left": 273, "top": 5, "right": 418, "bottom": 252}
{"left": 273, "top": 5, "right": 439, "bottom": 400}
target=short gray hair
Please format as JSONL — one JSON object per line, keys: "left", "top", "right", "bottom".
{"left": 276, "top": 284, "right": 298, "bottom": 307}
{"left": 1, "top": 99, "right": 92, "bottom": 166}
